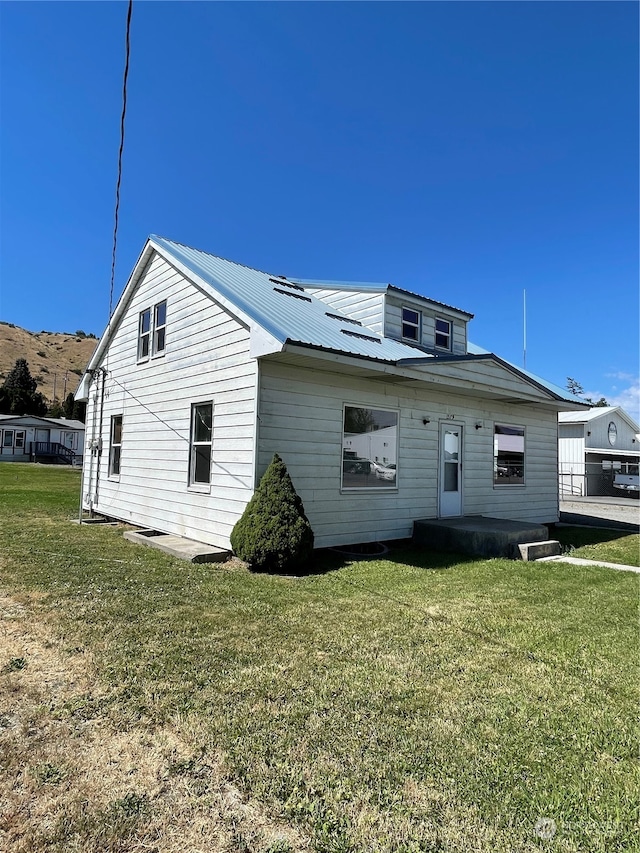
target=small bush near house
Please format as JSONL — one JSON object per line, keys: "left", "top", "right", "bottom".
{"left": 230, "top": 453, "right": 314, "bottom": 573}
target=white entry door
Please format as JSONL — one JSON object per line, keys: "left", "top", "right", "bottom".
{"left": 439, "top": 422, "right": 463, "bottom": 517}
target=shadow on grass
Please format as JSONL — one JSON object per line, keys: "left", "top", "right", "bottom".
{"left": 290, "top": 540, "right": 477, "bottom": 577}
{"left": 551, "top": 525, "right": 637, "bottom": 549}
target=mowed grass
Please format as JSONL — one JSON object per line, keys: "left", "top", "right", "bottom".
{"left": 0, "top": 463, "right": 638, "bottom": 852}
{"left": 553, "top": 526, "right": 639, "bottom": 567}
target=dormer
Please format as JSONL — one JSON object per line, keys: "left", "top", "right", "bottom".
{"left": 384, "top": 287, "right": 473, "bottom": 355}
{"left": 299, "top": 279, "right": 473, "bottom": 354}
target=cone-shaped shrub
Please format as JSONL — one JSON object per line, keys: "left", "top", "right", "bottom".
{"left": 230, "top": 453, "right": 314, "bottom": 573}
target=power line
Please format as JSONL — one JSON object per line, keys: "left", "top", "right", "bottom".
{"left": 108, "top": 0, "right": 133, "bottom": 322}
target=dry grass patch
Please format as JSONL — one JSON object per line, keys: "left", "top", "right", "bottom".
{"left": 0, "top": 592, "right": 308, "bottom": 853}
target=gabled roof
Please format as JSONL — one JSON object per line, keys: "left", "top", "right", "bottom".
{"left": 78, "top": 235, "right": 586, "bottom": 410}
{"left": 559, "top": 406, "right": 640, "bottom": 432}
{"left": 0, "top": 414, "right": 85, "bottom": 429}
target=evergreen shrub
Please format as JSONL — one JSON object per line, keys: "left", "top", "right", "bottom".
{"left": 230, "top": 453, "right": 314, "bottom": 573}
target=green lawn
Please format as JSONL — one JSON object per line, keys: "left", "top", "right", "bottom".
{"left": 553, "top": 526, "right": 639, "bottom": 567}
{"left": 0, "top": 463, "right": 638, "bottom": 852}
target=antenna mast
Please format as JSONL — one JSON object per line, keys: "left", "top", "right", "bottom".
{"left": 523, "top": 289, "right": 527, "bottom": 370}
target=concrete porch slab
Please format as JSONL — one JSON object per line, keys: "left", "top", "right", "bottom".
{"left": 124, "top": 529, "right": 230, "bottom": 563}
{"left": 413, "top": 516, "right": 552, "bottom": 559}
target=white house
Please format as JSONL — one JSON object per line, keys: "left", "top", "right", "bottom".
{"left": 76, "top": 236, "right": 586, "bottom": 550}
{"left": 0, "top": 415, "right": 85, "bottom": 464}
{"left": 559, "top": 407, "right": 640, "bottom": 497}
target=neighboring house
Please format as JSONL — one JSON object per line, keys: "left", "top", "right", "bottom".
{"left": 0, "top": 415, "right": 85, "bottom": 464}
{"left": 559, "top": 407, "right": 640, "bottom": 497}
{"left": 76, "top": 235, "right": 586, "bottom": 550}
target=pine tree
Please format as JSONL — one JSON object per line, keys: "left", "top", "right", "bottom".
{"left": 0, "top": 359, "right": 47, "bottom": 415}
{"left": 230, "top": 453, "right": 314, "bottom": 573}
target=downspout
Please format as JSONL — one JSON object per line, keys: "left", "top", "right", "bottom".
{"left": 93, "top": 368, "right": 107, "bottom": 512}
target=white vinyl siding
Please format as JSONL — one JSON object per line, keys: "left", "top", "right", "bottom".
{"left": 304, "top": 288, "right": 385, "bottom": 334}
{"left": 257, "top": 359, "right": 560, "bottom": 548}
{"left": 385, "top": 297, "right": 468, "bottom": 354}
{"left": 82, "top": 253, "right": 257, "bottom": 549}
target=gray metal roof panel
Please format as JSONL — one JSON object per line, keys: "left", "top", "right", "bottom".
{"left": 295, "top": 277, "right": 473, "bottom": 318}
{"left": 150, "top": 237, "right": 584, "bottom": 406}
{"left": 151, "top": 236, "right": 436, "bottom": 363}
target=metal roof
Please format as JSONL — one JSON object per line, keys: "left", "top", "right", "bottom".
{"left": 295, "top": 277, "right": 474, "bottom": 319}
{"left": 0, "top": 415, "right": 85, "bottom": 429}
{"left": 85, "top": 236, "right": 585, "bottom": 410}
{"left": 152, "top": 236, "right": 437, "bottom": 364}
{"left": 467, "top": 343, "right": 587, "bottom": 406}
{"left": 560, "top": 406, "right": 640, "bottom": 431}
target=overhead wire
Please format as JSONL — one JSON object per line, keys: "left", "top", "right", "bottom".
{"left": 108, "top": 0, "right": 134, "bottom": 322}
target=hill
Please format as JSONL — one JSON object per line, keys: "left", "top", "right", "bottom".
{"left": 0, "top": 322, "right": 98, "bottom": 404}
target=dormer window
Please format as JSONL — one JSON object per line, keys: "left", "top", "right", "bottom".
{"left": 402, "top": 307, "right": 421, "bottom": 342}
{"left": 435, "top": 317, "right": 451, "bottom": 350}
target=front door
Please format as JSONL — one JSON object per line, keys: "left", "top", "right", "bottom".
{"left": 439, "top": 422, "right": 463, "bottom": 517}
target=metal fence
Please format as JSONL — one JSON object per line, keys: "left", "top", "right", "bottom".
{"left": 559, "top": 462, "right": 638, "bottom": 498}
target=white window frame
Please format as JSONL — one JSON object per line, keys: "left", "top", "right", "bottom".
{"left": 401, "top": 307, "right": 421, "bottom": 342}
{"left": 341, "top": 404, "right": 399, "bottom": 492}
{"left": 493, "top": 423, "right": 525, "bottom": 487}
{"left": 138, "top": 308, "right": 151, "bottom": 361}
{"left": 189, "top": 402, "right": 213, "bottom": 488}
{"left": 153, "top": 300, "right": 167, "bottom": 356}
{"left": 2, "top": 430, "right": 14, "bottom": 448}
{"left": 15, "top": 431, "right": 25, "bottom": 449}
{"left": 435, "top": 317, "right": 452, "bottom": 350}
{"left": 109, "top": 414, "right": 123, "bottom": 478}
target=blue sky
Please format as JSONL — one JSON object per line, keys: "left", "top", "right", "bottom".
{"left": 1, "top": 1, "right": 638, "bottom": 418}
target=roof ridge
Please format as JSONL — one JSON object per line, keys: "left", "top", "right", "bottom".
{"left": 150, "top": 235, "right": 278, "bottom": 280}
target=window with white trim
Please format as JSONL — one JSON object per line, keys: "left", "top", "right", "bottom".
{"left": 402, "top": 307, "right": 421, "bottom": 342}
{"left": 190, "top": 402, "right": 213, "bottom": 485}
{"left": 435, "top": 317, "right": 451, "bottom": 350}
{"left": 342, "top": 405, "right": 398, "bottom": 489}
{"left": 2, "top": 430, "right": 14, "bottom": 448}
{"left": 15, "top": 431, "right": 25, "bottom": 449}
{"left": 138, "top": 308, "right": 151, "bottom": 360}
{"left": 109, "top": 415, "right": 123, "bottom": 477}
{"left": 138, "top": 300, "right": 167, "bottom": 361}
{"left": 494, "top": 424, "right": 525, "bottom": 486}
{"left": 153, "top": 300, "right": 167, "bottom": 355}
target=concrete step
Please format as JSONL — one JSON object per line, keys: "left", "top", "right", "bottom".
{"left": 413, "top": 516, "right": 549, "bottom": 559}
{"left": 124, "top": 529, "right": 230, "bottom": 563}
{"left": 515, "top": 540, "right": 562, "bottom": 561}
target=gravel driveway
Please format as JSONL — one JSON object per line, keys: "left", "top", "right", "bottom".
{"left": 559, "top": 496, "right": 640, "bottom": 531}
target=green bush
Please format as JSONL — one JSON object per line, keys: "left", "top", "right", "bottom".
{"left": 230, "top": 453, "right": 314, "bottom": 573}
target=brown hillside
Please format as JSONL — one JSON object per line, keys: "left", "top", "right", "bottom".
{"left": 0, "top": 323, "right": 98, "bottom": 404}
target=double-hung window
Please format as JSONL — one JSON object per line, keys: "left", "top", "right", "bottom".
{"left": 494, "top": 424, "right": 525, "bottom": 486}
{"left": 402, "top": 307, "right": 421, "bottom": 342}
{"left": 153, "top": 300, "right": 167, "bottom": 355}
{"left": 138, "top": 309, "right": 151, "bottom": 360}
{"left": 435, "top": 317, "right": 451, "bottom": 350}
{"left": 190, "top": 402, "right": 213, "bottom": 485}
{"left": 109, "top": 415, "right": 123, "bottom": 477}
{"left": 138, "top": 300, "right": 167, "bottom": 360}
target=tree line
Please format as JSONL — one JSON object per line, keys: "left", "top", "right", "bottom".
{"left": 0, "top": 358, "right": 86, "bottom": 422}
